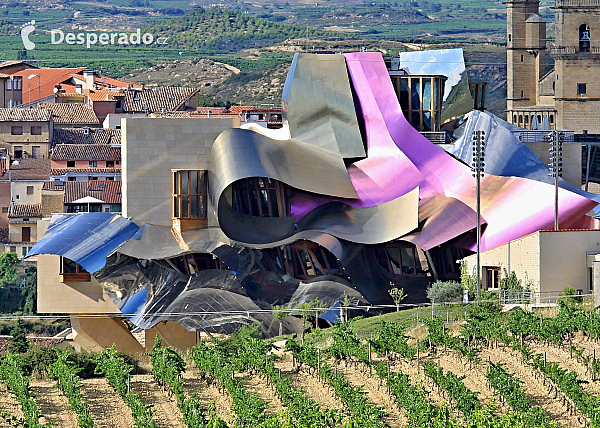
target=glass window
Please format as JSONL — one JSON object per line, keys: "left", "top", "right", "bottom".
{"left": 26, "top": 186, "right": 33, "bottom": 195}
{"left": 11, "top": 126, "right": 22, "bottom": 135}
{"left": 67, "top": 160, "right": 75, "bottom": 168}
{"left": 89, "top": 161, "right": 98, "bottom": 167}
{"left": 578, "top": 83, "right": 587, "bottom": 95}
{"left": 232, "top": 177, "right": 289, "bottom": 218}
{"left": 410, "top": 77, "right": 421, "bottom": 110}
{"left": 31, "top": 126, "right": 42, "bottom": 135}
{"left": 173, "top": 170, "right": 208, "bottom": 219}
{"left": 422, "top": 78, "right": 432, "bottom": 111}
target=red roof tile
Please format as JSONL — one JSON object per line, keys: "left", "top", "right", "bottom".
{"left": 13, "top": 68, "right": 87, "bottom": 103}
{"left": 5, "top": 159, "right": 50, "bottom": 180}
{"left": 9, "top": 204, "right": 43, "bottom": 218}
{"left": 51, "top": 144, "right": 120, "bottom": 161}
{"left": 51, "top": 168, "right": 121, "bottom": 175}
{"left": 38, "top": 103, "right": 99, "bottom": 125}
{"left": 63, "top": 180, "right": 122, "bottom": 204}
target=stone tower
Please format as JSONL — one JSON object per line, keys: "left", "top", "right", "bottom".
{"left": 506, "top": 0, "right": 547, "bottom": 121}
{"left": 552, "top": 0, "right": 600, "bottom": 133}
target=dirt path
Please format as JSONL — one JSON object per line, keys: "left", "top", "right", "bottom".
{"left": 130, "top": 374, "right": 186, "bottom": 428}
{"left": 80, "top": 377, "right": 135, "bottom": 428}
{"left": 182, "top": 370, "right": 234, "bottom": 424}
{"left": 337, "top": 359, "right": 407, "bottom": 428}
{"left": 0, "top": 382, "right": 24, "bottom": 428}
{"left": 572, "top": 334, "right": 600, "bottom": 360}
{"left": 436, "top": 351, "right": 509, "bottom": 414}
{"left": 275, "top": 360, "right": 346, "bottom": 412}
{"left": 238, "top": 371, "right": 285, "bottom": 416}
{"left": 479, "top": 346, "right": 585, "bottom": 428}
{"left": 528, "top": 342, "right": 600, "bottom": 397}
{"left": 30, "top": 379, "right": 79, "bottom": 428}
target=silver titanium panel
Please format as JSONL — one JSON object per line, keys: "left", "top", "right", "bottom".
{"left": 209, "top": 128, "right": 358, "bottom": 205}
{"left": 296, "top": 187, "right": 420, "bottom": 245}
{"left": 282, "top": 53, "right": 366, "bottom": 158}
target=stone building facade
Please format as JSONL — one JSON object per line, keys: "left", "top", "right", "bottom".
{"left": 506, "top": 0, "right": 600, "bottom": 134}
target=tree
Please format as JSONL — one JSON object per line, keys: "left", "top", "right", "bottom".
{"left": 460, "top": 262, "right": 477, "bottom": 300}
{"left": 388, "top": 287, "right": 407, "bottom": 311}
{"left": 426, "top": 281, "right": 463, "bottom": 303}
{"left": 500, "top": 269, "right": 522, "bottom": 291}
{"left": 0, "top": 252, "right": 19, "bottom": 287}
{"left": 8, "top": 319, "right": 30, "bottom": 354}
{"left": 273, "top": 304, "right": 291, "bottom": 337}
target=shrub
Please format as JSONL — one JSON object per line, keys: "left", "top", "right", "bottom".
{"left": 426, "top": 281, "right": 463, "bottom": 303}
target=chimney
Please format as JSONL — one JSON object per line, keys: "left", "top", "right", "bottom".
{"left": 75, "top": 84, "right": 82, "bottom": 94}
{"left": 83, "top": 69, "right": 95, "bottom": 90}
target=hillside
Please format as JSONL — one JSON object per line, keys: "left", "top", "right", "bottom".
{"left": 144, "top": 8, "right": 330, "bottom": 53}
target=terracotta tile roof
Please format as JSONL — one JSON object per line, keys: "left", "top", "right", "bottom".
{"left": 227, "top": 105, "right": 256, "bottom": 115}
{"left": 196, "top": 107, "right": 228, "bottom": 115}
{"left": 51, "top": 168, "right": 121, "bottom": 175}
{"left": 88, "top": 90, "right": 122, "bottom": 102}
{"left": 52, "top": 128, "right": 120, "bottom": 146}
{"left": 9, "top": 204, "right": 43, "bottom": 218}
{"left": 0, "top": 108, "right": 52, "bottom": 122}
{"left": 150, "top": 111, "right": 191, "bottom": 118}
{"left": 43, "top": 181, "right": 64, "bottom": 191}
{"left": 51, "top": 144, "right": 120, "bottom": 161}
{"left": 96, "top": 76, "right": 141, "bottom": 89}
{"left": 38, "top": 103, "right": 100, "bottom": 125}
{"left": 0, "top": 60, "right": 33, "bottom": 70}
{"left": 123, "top": 87, "right": 199, "bottom": 113}
{"left": 5, "top": 159, "right": 50, "bottom": 180}
{"left": 63, "top": 180, "right": 122, "bottom": 204}
{"left": 13, "top": 68, "right": 87, "bottom": 103}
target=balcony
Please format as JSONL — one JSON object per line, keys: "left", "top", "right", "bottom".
{"left": 550, "top": 46, "right": 600, "bottom": 58}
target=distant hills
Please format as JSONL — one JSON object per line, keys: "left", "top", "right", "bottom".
{"left": 145, "top": 8, "right": 331, "bottom": 53}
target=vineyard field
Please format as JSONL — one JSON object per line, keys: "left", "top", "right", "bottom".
{"left": 1, "top": 302, "right": 600, "bottom": 428}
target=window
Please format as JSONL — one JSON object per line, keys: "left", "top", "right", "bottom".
{"left": 21, "top": 227, "right": 30, "bottom": 243}
{"left": 31, "top": 126, "right": 42, "bottom": 135}
{"left": 26, "top": 186, "right": 33, "bottom": 195}
{"left": 67, "top": 160, "right": 75, "bottom": 168}
{"left": 232, "top": 177, "right": 290, "bottom": 218}
{"left": 173, "top": 170, "right": 208, "bottom": 219}
{"left": 163, "top": 253, "right": 227, "bottom": 275}
{"left": 68, "top": 177, "right": 76, "bottom": 181}
{"left": 508, "top": 34, "right": 512, "bottom": 42}
{"left": 59, "top": 257, "right": 90, "bottom": 282}
{"left": 513, "top": 115, "right": 517, "bottom": 123}
{"left": 521, "top": 55, "right": 524, "bottom": 62}
{"left": 106, "top": 177, "right": 114, "bottom": 181}
{"left": 106, "top": 161, "right": 114, "bottom": 168}
{"left": 484, "top": 267, "right": 501, "bottom": 290}
{"left": 394, "top": 75, "right": 444, "bottom": 132}
{"left": 579, "top": 24, "right": 591, "bottom": 52}
{"left": 525, "top": 115, "right": 529, "bottom": 124}
{"left": 90, "top": 177, "right": 98, "bottom": 181}
{"left": 518, "top": 115, "right": 523, "bottom": 123}
{"left": 31, "top": 146, "right": 40, "bottom": 159}
{"left": 550, "top": 114, "right": 554, "bottom": 124}
{"left": 520, "top": 90, "right": 524, "bottom": 98}
{"left": 373, "top": 242, "right": 430, "bottom": 276}
{"left": 284, "top": 241, "right": 347, "bottom": 280}
{"left": 14, "top": 146, "right": 22, "bottom": 159}
{"left": 5, "top": 79, "right": 12, "bottom": 91}
{"left": 13, "top": 77, "right": 21, "bottom": 90}
{"left": 89, "top": 161, "right": 97, "bottom": 168}
{"left": 11, "top": 126, "right": 23, "bottom": 135}
{"left": 578, "top": 83, "right": 587, "bottom": 95}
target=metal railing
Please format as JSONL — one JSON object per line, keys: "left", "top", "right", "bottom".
{"left": 420, "top": 131, "right": 449, "bottom": 145}
{"left": 550, "top": 46, "right": 600, "bottom": 55}
{"left": 511, "top": 129, "right": 574, "bottom": 143}
{"left": 499, "top": 289, "right": 595, "bottom": 306}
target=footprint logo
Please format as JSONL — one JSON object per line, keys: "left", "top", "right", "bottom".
{"left": 21, "top": 20, "right": 36, "bottom": 51}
